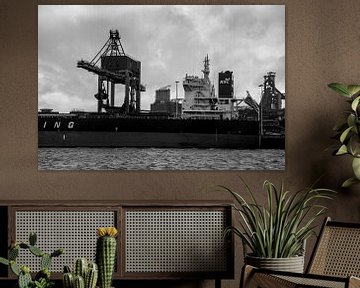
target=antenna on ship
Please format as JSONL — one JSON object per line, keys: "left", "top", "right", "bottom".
{"left": 77, "top": 29, "right": 145, "bottom": 114}
{"left": 202, "top": 54, "right": 210, "bottom": 79}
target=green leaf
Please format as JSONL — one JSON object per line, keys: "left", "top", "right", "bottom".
{"left": 10, "top": 261, "right": 20, "bottom": 276}
{"left": 347, "top": 114, "right": 356, "bottom": 128}
{"left": 328, "top": 83, "right": 351, "bottom": 97}
{"left": 40, "top": 254, "right": 51, "bottom": 270}
{"left": 0, "top": 257, "right": 9, "bottom": 266}
{"left": 347, "top": 85, "right": 360, "bottom": 97}
{"left": 29, "top": 246, "right": 44, "bottom": 257}
{"left": 347, "top": 134, "right": 360, "bottom": 156}
{"left": 350, "top": 135, "right": 360, "bottom": 156}
{"left": 8, "top": 247, "right": 19, "bottom": 261}
{"left": 342, "top": 177, "right": 360, "bottom": 188}
{"left": 352, "top": 157, "right": 360, "bottom": 179}
{"left": 351, "top": 96, "right": 360, "bottom": 111}
{"left": 336, "top": 144, "right": 348, "bottom": 155}
{"left": 340, "top": 126, "right": 353, "bottom": 143}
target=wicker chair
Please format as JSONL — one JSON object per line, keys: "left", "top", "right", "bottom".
{"left": 241, "top": 217, "right": 360, "bottom": 288}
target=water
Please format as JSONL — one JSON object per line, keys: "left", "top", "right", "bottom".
{"left": 38, "top": 148, "right": 285, "bottom": 170}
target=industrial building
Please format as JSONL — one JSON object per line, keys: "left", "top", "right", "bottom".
{"left": 150, "top": 86, "right": 182, "bottom": 116}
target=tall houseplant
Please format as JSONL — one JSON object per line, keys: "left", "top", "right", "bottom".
{"left": 222, "top": 179, "right": 334, "bottom": 272}
{"left": 328, "top": 83, "right": 360, "bottom": 187}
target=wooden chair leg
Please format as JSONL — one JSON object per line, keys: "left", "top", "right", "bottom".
{"left": 215, "top": 278, "right": 221, "bottom": 288}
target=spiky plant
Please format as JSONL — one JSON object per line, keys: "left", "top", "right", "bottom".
{"left": 96, "top": 227, "right": 118, "bottom": 288}
{"left": 221, "top": 179, "right": 335, "bottom": 258}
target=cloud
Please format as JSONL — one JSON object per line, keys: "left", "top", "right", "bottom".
{"left": 38, "top": 5, "right": 285, "bottom": 111}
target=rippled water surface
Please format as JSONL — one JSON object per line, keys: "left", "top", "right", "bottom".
{"left": 38, "top": 148, "right": 285, "bottom": 170}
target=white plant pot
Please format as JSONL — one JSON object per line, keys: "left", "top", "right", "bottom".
{"left": 245, "top": 254, "right": 305, "bottom": 273}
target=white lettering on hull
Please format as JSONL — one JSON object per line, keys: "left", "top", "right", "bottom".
{"left": 49, "top": 121, "right": 75, "bottom": 129}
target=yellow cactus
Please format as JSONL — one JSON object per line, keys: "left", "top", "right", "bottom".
{"left": 96, "top": 227, "right": 118, "bottom": 238}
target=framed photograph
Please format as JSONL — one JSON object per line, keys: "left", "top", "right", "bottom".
{"left": 38, "top": 5, "right": 285, "bottom": 170}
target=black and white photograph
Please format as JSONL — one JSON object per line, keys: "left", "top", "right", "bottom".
{"left": 38, "top": 5, "right": 285, "bottom": 170}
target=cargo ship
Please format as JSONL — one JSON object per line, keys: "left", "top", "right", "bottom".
{"left": 38, "top": 30, "right": 285, "bottom": 149}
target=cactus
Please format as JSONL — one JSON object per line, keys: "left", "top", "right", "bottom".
{"left": 41, "top": 253, "right": 52, "bottom": 270}
{"left": 19, "top": 243, "right": 30, "bottom": 249}
{"left": 9, "top": 246, "right": 19, "bottom": 260}
{"left": 73, "top": 275, "right": 85, "bottom": 288}
{"left": 63, "top": 272, "right": 74, "bottom": 288}
{"left": 51, "top": 248, "right": 64, "bottom": 258}
{"left": 29, "top": 245, "right": 44, "bottom": 257}
{"left": 63, "top": 265, "right": 72, "bottom": 273}
{"left": 0, "top": 233, "right": 64, "bottom": 288}
{"left": 63, "top": 259, "right": 98, "bottom": 288}
{"left": 10, "top": 260, "right": 21, "bottom": 276}
{"left": 74, "top": 258, "right": 88, "bottom": 279}
{"left": 96, "top": 227, "right": 118, "bottom": 288}
{"left": 18, "top": 269, "right": 32, "bottom": 288}
{"left": 85, "top": 262, "right": 98, "bottom": 288}
{"left": 0, "top": 257, "right": 9, "bottom": 266}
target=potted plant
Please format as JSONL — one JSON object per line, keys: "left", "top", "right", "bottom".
{"left": 96, "top": 227, "right": 118, "bottom": 288}
{"left": 62, "top": 258, "right": 98, "bottom": 288}
{"left": 328, "top": 83, "right": 360, "bottom": 187}
{"left": 221, "top": 179, "right": 334, "bottom": 273}
{"left": 0, "top": 232, "right": 63, "bottom": 288}
{"left": 62, "top": 227, "right": 118, "bottom": 288}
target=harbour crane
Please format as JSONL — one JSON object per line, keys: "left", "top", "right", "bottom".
{"left": 77, "top": 29, "right": 146, "bottom": 114}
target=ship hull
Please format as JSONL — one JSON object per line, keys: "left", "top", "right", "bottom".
{"left": 38, "top": 115, "right": 284, "bottom": 149}
{"left": 38, "top": 131, "right": 261, "bottom": 148}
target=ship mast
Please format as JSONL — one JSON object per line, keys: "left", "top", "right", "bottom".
{"left": 202, "top": 54, "right": 210, "bottom": 79}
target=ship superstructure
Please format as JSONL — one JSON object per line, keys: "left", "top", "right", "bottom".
{"left": 182, "top": 55, "right": 233, "bottom": 120}
{"left": 218, "top": 70, "right": 235, "bottom": 116}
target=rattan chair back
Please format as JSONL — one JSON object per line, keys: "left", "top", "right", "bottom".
{"left": 307, "top": 217, "right": 360, "bottom": 278}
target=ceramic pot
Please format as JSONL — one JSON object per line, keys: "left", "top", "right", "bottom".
{"left": 245, "top": 254, "right": 305, "bottom": 273}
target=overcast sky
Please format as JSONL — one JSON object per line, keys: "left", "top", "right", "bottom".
{"left": 38, "top": 5, "right": 285, "bottom": 112}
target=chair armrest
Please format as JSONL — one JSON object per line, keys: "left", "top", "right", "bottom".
{"left": 240, "top": 265, "right": 350, "bottom": 288}
{"left": 240, "top": 265, "right": 254, "bottom": 288}
{"left": 349, "top": 276, "right": 360, "bottom": 288}
{"left": 240, "top": 265, "right": 296, "bottom": 288}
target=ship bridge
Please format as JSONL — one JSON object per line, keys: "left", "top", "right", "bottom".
{"left": 182, "top": 55, "right": 217, "bottom": 116}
